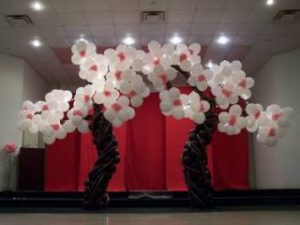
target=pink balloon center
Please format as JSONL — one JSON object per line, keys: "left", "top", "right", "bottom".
{"left": 128, "top": 90, "right": 137, "bottom": 97}
{"left": 268, "top": 128, "right": 276, "bottom": 137}
{"left": 84, "top": 95, "right": 90, "bottom": 103}
{"left": 272, "top": 113, "right": 281, "bottom": 121}
{"left": 153, "top": 57, "right": 160, "bottom": 66}
{"left": 73, "top": 110, "right": 83, "bottom": 117}
{"left": 42, "top": 104, "right": 49, "bottom": 111}
{"left": 158, "top": 74, "right": 168, "bottom": 84}
{"left": 199, "top": 103, "right": 205, "bottom": 112}
{"left": 197, "top": 74, "right": 206, "bottom": 82}
{"left": 115, "top": 71, "right": 122, "bottom": 81}
{"left": 89, "top": 65, "right": 98, "bottom": 72}
{"left": 51, "top": 124, "right": 60, "bottom": 131}
{"left": 179, "top": 53, "right": 187, "bottom": 62}
{"left": 222, "top": 88, "right": 232, "bottom": 98}
{"left": 103, "top": 90, "right": 112, "bottom": 97}
{"left": 112, "top": 103, "right": 122, "bottom": 112}
{"left": 228, "top": 115, "right": 237, "bottom": 126}
{"left": 118, "top": 52, "right": 126, "bottom": 62}
{"left": 173, "top": 99, "right": 182, "bottom": 106}
{"left": 239, "top": 79, "right": 247, "bottom": 89}
{"left": 79, "top": 50, "right": 86, "bottom": 57}
{"left": 26, "top": 113, "right": 33, "bottom": 120}
{"left": 254, "top": 110, "right": 261, "bottom": 119}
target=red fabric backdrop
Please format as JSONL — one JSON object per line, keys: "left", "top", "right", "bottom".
{"left": 45, "top": 88, "right": 249, "bottom": 192}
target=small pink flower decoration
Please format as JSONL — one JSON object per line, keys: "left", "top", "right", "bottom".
{"left": 2, "top": 143, "right": 20, "bottom": 156}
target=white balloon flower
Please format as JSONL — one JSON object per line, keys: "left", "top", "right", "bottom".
{"left": 187, "top": 64, "right": 213, "bottom": 91}
{"left": 74, "top": 85, "right": 95, "bottom": 110}
{"left": 256, "top": 122, "right": 287, "bottom": 147}
{"left": 143, "top": 41, "right": 172, "bottom": 73}
{"left": 159, "top": 87, "right": 189, "bottom": 119}
{"left": 79, "top": 54, "right": 109, "bottom": 82}
{"left": 103, "top": 96, "right": 135, "bottom": 127}
{"left": 119, "top": 74, "right": 150, "bottom": 108}
{"left": 171, "top": 43, "right": 201, "bottom": 72}
{"left": 218, "top": 104, "right": 246, "bottom": 135}
{"left": 41, "top": 114, "right": 67, "bottom": 144}
{"left": 104, "top": 44, "right": 136, "bottom": 71}
{"left": 232, "top": 71, "right": 255, "bottom": 100}
{"left": 71, "top": 41, "right": 96, "bottom": 65}
{"left": 211, "top": 83, "right": 239, "bottom": 109}
{"left": 93, "top": 81, "right": 119, "bottom": 107}
{"left": 245, "top": 103, "right": 268, "bottom": 132}
{"left": 148, "top": 65, "right": 177, "bottom": 91}
{"left": 265, "top": 104, "right": 294, "bottom": 128}
{"left": 186, "top": 92, "right": 210, "bottom": 124}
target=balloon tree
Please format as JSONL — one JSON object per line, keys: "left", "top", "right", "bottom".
{"left": 17, "top": 40, "right": 293, "bottom": 208}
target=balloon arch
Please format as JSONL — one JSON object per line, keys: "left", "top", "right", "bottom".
{"left": 17, "top": 40, "right": 293, "bottom": 208}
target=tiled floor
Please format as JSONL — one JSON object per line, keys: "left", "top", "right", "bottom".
{"left": 1, "top": 208, "right": 300, "bottom": 225}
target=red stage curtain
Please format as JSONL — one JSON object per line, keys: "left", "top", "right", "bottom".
{"left": 125, "top": 94, "right": 166, "bottom": 190}
{"left": 45, "top": 132, "right": 81, "bottom": 192}
{"left": 45, "top": 89, "right": 249, "bottom": 192}
{"left": 210, "top": 130, "right": 249, "bottom": 190}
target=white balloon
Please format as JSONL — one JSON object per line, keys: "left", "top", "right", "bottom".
{"left": 266, "top": 137, "right": 277, "bottom": 147}
{"left": 131, "top": 96, "right": 143, "bottom": 108}
{"left": 56, "top": 129, "right": 67, "bottom": 140}
{"left": 44, "top": 135, "right": 55, "bottom": 145}
{"left": 169, "top": 87, "right": 180, "bottom": 99}
{"left": 160, "top": 102, "right": 172, "bottom": 113}
{"left": 148, "top": 41, "right": 161, "bottom": 54}
{"left": 172, "top": 107, "right": 185, "bottom": 119}
{"left": 63, "top": 120, "right": 76, "bottom": 133}
{"left": 218, "top": 112, "right": 229, "bottom": 123}
{"left": 119, "top": 81, "right": 131, "bottom": 94}
{"left": 29, "top": 125, "right": 38, "bottom": 134}
{"left": 111, "top": 118, "right": 123, "bottom": 127}
{"left": 104, "top": 109, "right": 116, "bottom": 122}
{"left": 193, "top": 113, "right": 205, "bottom": 124}
{"left": 77, "top": 120, "right": 90, "bottom": 133}
{"left": 180, "top": 61, "right": 192, "bottom": 72}
{"left": 118, "top": 108, "right": 131, "bottom": 121}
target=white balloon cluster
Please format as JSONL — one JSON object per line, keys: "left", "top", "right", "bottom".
{"left": 17, "top": 40, "right": 293, "bottom": 147}
{"left": 18, "top": 90, "right": 72, "bottom": 144}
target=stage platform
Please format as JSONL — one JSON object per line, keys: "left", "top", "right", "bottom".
{"left": 0, "top": 190, "right": 300, "bottom": 208}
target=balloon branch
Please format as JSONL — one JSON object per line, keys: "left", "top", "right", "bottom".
{"left": 17, "top": 40, "right": 293, "bottom": 147}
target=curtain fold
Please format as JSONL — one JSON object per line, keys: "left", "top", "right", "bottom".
{"left": 125, "top": 94, "right": 166, "bottom": 190}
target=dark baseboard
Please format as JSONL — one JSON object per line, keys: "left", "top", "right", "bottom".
{"left": 0, "top": 190, "right": 300, "bottom": 208}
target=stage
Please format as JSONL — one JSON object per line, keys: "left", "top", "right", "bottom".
{"left": 1, "top": 190, "right": 300, "bottom": 209}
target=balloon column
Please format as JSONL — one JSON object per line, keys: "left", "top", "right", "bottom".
{"left": 17, "top": 40, "right": 293, "bottom": 208}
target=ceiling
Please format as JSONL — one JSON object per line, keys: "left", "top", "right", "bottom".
{"left": 0, "top": 0, "right": 299, "bottom": 89}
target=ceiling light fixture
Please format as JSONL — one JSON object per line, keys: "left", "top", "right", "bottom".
{"left": 30, "top": 1, "right": 44, "bottom": 11}
{"left": 266, "top": 0, "right": 274, "bottom": 6}
{"left": 169, "top": 35, "right": 182, "bottom": 44}
{"left": 216, "top": 35, "right": 230, "bottom": 45}
{"left": 31, "top": 39, "right": 42, "bottom": 47}
{"left": 206, "top": 61, "right": 213, "bottom": 68}
{"left": 123, "top": 36, "right": 135, "bottom": 45}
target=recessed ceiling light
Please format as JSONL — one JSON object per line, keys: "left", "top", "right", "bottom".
{"left": 31, "top": 39, "right": 42, "bottom": 47}
{"left": 123, "top": 36, "right": 135, "bottom": 45}
{"left": 30, "top": 1, "right": 44, "bottom": 11}
{"left": 206, "top": 61, "right": 213, "bottom": 68}
{"left": 216, "top": 35, "right": 230, "bottom": 45}
{"left": 169, "top": 35, "right": 182, "bottom": 44}
{"left": 266, "top": 0, "right": 274, "bottom": 6}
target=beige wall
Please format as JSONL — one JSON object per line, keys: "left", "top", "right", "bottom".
{"left": 0, "top": 53, "right": 49, "bottom": 191}
{"left": 252, "top": 48, "right": 300, "bottom": 188}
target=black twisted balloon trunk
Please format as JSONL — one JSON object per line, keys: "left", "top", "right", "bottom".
{"left": 182, "top": 113, "right": 217, "bottom": 208}
{"left": 84, "top": 105, "right": 120, "bottom": 209}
